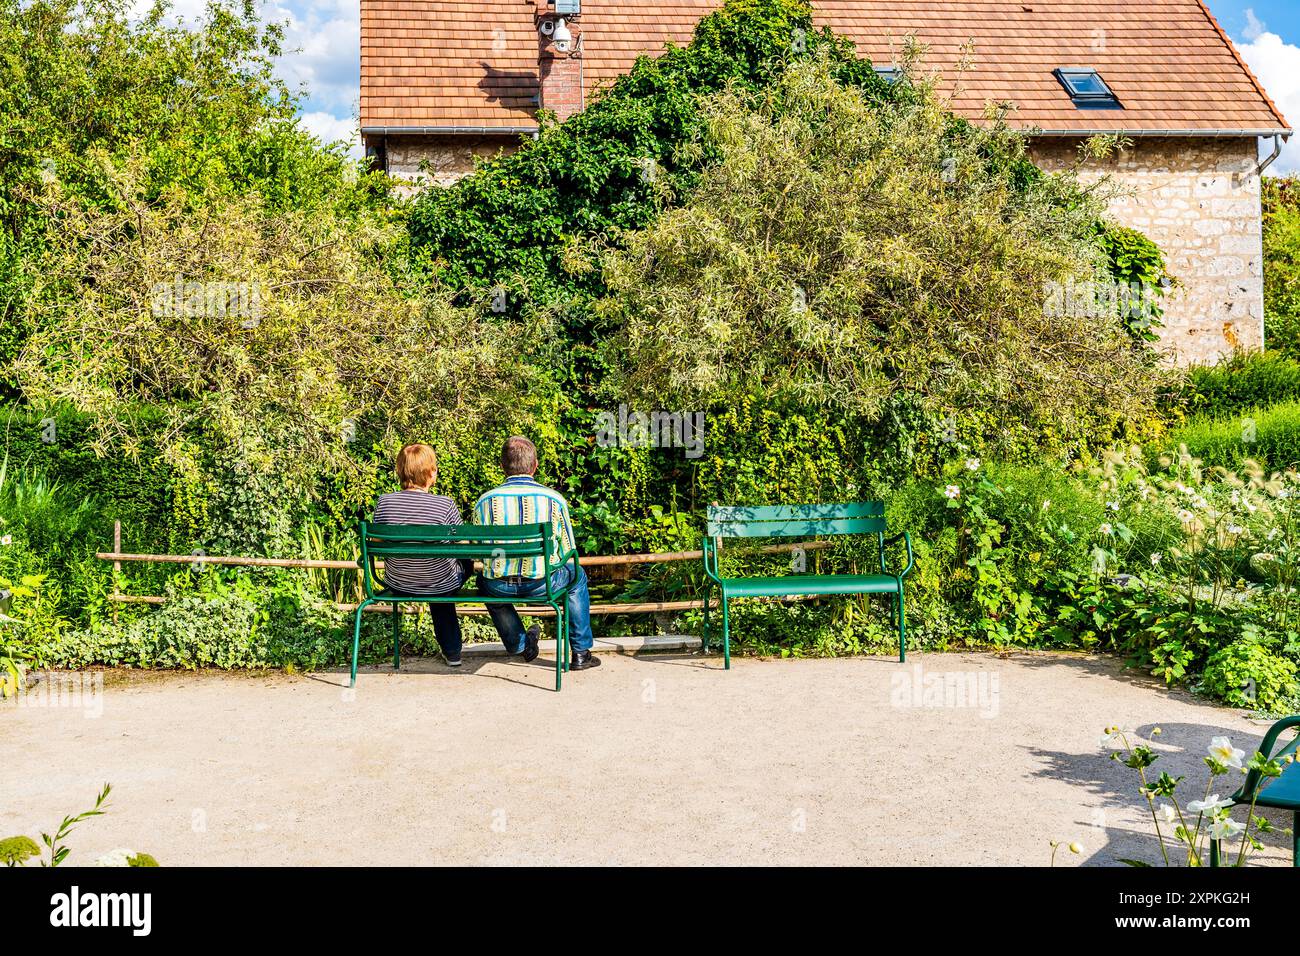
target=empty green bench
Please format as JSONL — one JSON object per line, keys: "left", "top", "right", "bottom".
{"left": 700, "top": 503, "right": 914, "bottom": 668}
{"left": 352, "top": 519, "right": 577, "bottom": 691}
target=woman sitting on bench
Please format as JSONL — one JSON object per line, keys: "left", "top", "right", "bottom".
{"left": 371, "top": 443, "right": 469, "bottom": 667}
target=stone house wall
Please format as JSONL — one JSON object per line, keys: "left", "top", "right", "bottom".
{"left": 365, "top": 133, "right": 525, "bottom": 191}
{"left": 1030, "top": 136, "right": 1265, "bottom": 366}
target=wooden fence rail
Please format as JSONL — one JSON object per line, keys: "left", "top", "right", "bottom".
{"left": 97, "top": 523, "right": 832, "bottom": 617}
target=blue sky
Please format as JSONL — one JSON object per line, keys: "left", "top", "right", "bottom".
{"left": 146, "top": 1, "right": 1300, "bottom": 170}
{"left": 1207, "top": 2, "right": 1300, "bottom": 172}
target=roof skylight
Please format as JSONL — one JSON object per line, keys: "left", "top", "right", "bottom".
{"left": 1053, "top": 68, "right": 1121, "bottom": 109}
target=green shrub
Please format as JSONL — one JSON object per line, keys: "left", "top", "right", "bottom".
{"left": 1263, "top": 176, "right": 1300, "bottom": 358}
{"left": 1200, "top": 638, "right": 1297, "bottom": 712}
{"left": 1178, "top": 350, "right": 1300, "bottom": 416}
{"left": 1163, "top": 400, "right": 1300, "bottom": 471}
{"left": 600, "top": 57, "right": 1162, "bottom": 460}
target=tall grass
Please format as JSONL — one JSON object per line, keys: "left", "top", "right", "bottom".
{"left": 0, "top": 453, "right": 106, "bottom": 556}
{"left": 1161, "top": 400, "right": 1300, "bottom": 471}
{"left": 299, "top": 521, "right": 362, "bottom": 604}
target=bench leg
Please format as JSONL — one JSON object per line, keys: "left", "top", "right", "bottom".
{"left": 554, "top": 604, "right": 564, "bottom": 692}
{"left": 701, "top": 584, "right": 711, "bottom": 655}
{"left": 896, "top": 587, "right": 906, "bottom": 663}
{"left": 392, "top": 602, "right": 402, "bottom": 671}
{"left": 721, "top": 595, "right": 730, "bottom": 670}
{"left": 350, "top": 599, "right": 373, "bottom": 687}
{"left": 1294, "top": 811, "right": 1299, "bottom": 866}
{"left": 1210, "top": 838, "right": 1221, "bottom": 867}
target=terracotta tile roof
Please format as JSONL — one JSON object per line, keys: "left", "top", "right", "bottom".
{"left": 360, "top": 0, "right": 1291, "bottom": 134}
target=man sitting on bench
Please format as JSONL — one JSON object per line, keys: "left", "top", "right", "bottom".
{"left": 475, "top": 436, "right": 600, "bottom": 671}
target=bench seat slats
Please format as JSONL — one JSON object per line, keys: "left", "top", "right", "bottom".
{"left": 709, "top": 503, "right": 884, "bottom": 522}
{"left": 364, "top": 522, "right": 547, "bottom": 542}
{"left": 717, "top": 574, "right": 902, "bottom": 597}
{"left": 367, "top": 542, "right": 545, "bottom": 558}
{"left": 706, "top": 516, "right": 886, "bottom": 538}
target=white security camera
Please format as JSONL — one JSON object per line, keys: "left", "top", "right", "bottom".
{"left": 552, "top": 17, "right": 572, "bottom": 52}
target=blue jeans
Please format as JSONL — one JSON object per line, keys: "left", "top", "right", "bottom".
{"left": 479, "top": 563, "right": 594, "bottom": 654}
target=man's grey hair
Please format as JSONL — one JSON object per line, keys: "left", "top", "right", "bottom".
{"left": 501, "top": 436, "right": 538, "bottom": 476}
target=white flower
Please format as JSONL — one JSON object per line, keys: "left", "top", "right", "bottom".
{"left": 1108, "top": 500, "right": 1120, "bottom": 512}
{"left": 1099, "top": 523, "right": 1113, "bottom": 536}
{"left": 1208, "top": 736, "right": 1245, "bottom": 769}
{"left": 965, "top": 457, "right": 980, "bottom": 471}
{"left": 944, "top": 485, "right": 961, "bottom": 500}
{"left": 1150, "top": 552, "right": 1162, "bottom": 566}
{"left": 1178, "top": 509, "right": 1195, "bottom": 525}
{"left": 93, "top": 848, "right": 138, "bottom": 867}
{"left": 1209, "top": 816, "right": 1245, "bottom": 841}
{"left": 1041, "top": 499, "right": 1051, "bottom": 511}
{"left": 0, "top": 535, "right": 10, "bottom": 546}
{"left": 1187, "top": 795, "right": 1235, "bottom": 813}
{"left": 1226, "top": 524, "right": 1244, "bottom": 536}
{"left": 1158, "top": 803, "right": 1178, "bottom": 825}
{"left": 1279, "top": 488, "right": 1290, "bottom": 500}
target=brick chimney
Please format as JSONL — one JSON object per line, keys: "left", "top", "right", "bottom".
{"left": 536, "top": 3, "right": 583, "bottom": 122}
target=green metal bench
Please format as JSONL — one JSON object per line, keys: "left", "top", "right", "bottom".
{"left": 700, "top": 503, "right": 914, "bottom": 668}
{"left": 1210, "top": 715, "right": 1300, "bottom": 866}
{"left": 352, "top": 519, "right": 577, "bottom": 692}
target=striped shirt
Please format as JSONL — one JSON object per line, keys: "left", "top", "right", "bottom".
{"left": 474, "top": 474, "right": 577, "bottom": 579}
{"left": 372, "top": 490, "right": 464, "bottom": 594}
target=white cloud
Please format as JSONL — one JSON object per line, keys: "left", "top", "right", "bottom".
{"left": 1236, "top": 11, "right": 1300, "bottom": 175}
{"left": 1243, "top": 8, "right": 1267, "bottom": 42}
{"left": 266, "top": 0, "right": 360, "bottom": 115}
{"left": 263, "top": 1, "right": 361, "bottom": 165}
{"left": 298, "top": 110, "right": 361, "bottom": 158}
{"left": 128, "top": 2, "right": 363, "bottom": 163}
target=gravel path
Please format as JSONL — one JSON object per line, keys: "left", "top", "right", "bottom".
{"left": 1, "top": 650, "right": 1288, "bottom": 866}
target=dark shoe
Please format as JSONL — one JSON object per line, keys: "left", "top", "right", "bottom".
{"left": 570, "top": 649, "right": 602, "bottom": 670}
{"left": 520, "top": 625, "right": 541, "bottom": 664}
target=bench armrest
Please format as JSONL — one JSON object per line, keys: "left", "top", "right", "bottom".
{"left": 882, "top": 531, "right": 914, "bottom": 579}
{"left": 1236, "top": 716, "right": 1300, "bottom": 802}
{"left": 701, "top": 536, "right": 724, "bottom": 586}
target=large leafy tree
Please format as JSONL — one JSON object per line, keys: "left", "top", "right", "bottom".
{"left": 598, "top": 58, "right": 1161, "bottom": 457}
{"left": 0, "top": 0, "right": 384, "bottom": 391}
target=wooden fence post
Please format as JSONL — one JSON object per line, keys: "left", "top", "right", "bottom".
{"left": 112, "top": 520, "right": 121, "bottom": 624}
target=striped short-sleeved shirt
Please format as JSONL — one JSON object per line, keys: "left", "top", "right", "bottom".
{"left": 372, "top": 490, "right": 464, "bottom": 594}
{"left": 474, "top": 474, "right": 577, "bottom": 579}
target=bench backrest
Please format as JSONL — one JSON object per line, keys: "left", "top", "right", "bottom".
{"left": 706, "top": 503, "right": 886, "bottom": 539}
{"left": 357, "top": 520, "right": 553, "bottom": 596}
